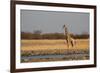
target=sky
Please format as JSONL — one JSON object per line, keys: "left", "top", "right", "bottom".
{"left": 21, "top": 10, "right": 90, "bottom": 35}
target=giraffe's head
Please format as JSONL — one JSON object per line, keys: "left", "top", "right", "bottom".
{"left": 63, "top": 24, "right": 67, "bottom": 28}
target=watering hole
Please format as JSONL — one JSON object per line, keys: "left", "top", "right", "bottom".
{"left": 21, "top": 52, "right": 89, "bottom": 62}
{"left": 21, "top": 53, "right": 89, "bottom": 59}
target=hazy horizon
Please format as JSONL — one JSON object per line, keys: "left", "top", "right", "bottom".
{"left": 21, "top": 10, "right": 90, "bottom": 35}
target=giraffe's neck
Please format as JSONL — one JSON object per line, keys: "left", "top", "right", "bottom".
{"left": 64, "top": 26, "right": 69, "bottom": 35}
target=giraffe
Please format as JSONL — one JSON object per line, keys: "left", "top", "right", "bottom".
{"left": 63, "top": 24, "right": 75, "bottom": 48}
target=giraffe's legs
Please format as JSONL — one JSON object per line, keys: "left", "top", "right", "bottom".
{"left": 65, "top": 38, "right": 69, "bottom": 48}
{"left": 67, "top": 40, "right": 69, "bottom": 48}
{"left": 71, "top": 40, "right": 74, "bottom": 47}
{"left": 71, "top": 38, "right": 76, "bottom": 47}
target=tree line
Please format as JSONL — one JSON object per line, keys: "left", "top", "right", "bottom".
{"left": 21, "top": 30, "right": 89, "bottom": 39}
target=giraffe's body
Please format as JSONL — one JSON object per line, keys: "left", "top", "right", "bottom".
{"left": 63, "top": 24, "right": 75, "bottom": 48}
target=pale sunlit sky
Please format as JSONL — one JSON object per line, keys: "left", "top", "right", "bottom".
{"left": 21, "top": 10, "right": 89, "bottom": 34}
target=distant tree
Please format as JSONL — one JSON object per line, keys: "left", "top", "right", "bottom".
{"left": 72, "top": 33, "right": 89, "bottom": 39}
{"left": 33, "top": 30, "right": 42, "bottom": 39}
{"left": 42, "top": 33, "right": 65, "bottom": 39}
{"left": 21, "top": 32, "right": 33, "bottom": 39}
{"left": 33, "top": 30, "right": 42, "bottom": 34}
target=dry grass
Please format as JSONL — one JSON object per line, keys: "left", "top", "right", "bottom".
{"left": 21, "top": 39, "right": 89, "bottom": 51}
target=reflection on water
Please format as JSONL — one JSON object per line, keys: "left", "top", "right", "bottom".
{"left": 21, "top": 53, "right": 89, "bottom": 63}
{"left": 22, "top": 53, "right": 89, "bottom": 59}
